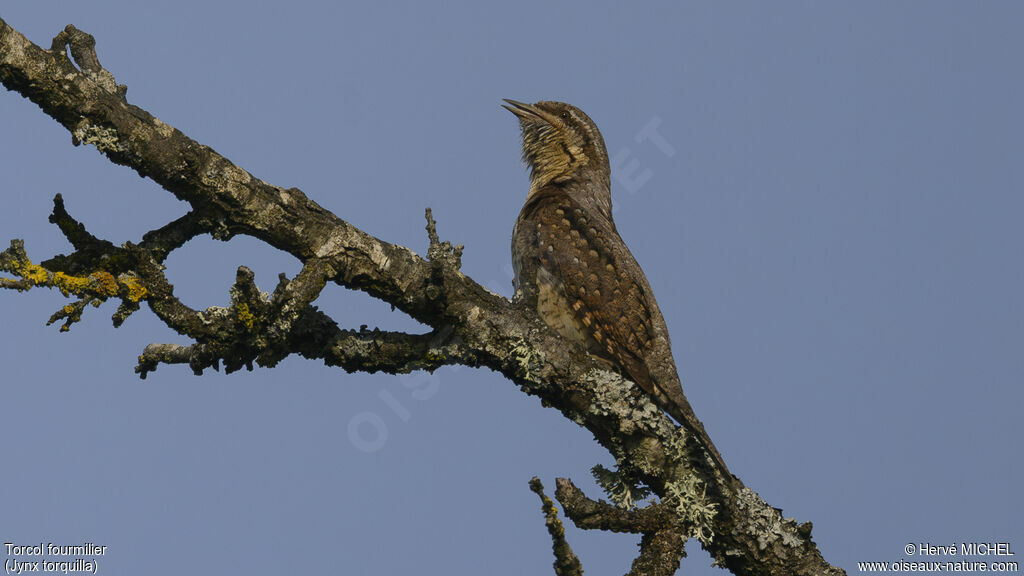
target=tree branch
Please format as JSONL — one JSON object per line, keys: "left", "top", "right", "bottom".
{"left": 0, "top": 18, "right": 845, "bottom": 575}
{"left": 530, "top": 477, "right": 583, "bottom": 576}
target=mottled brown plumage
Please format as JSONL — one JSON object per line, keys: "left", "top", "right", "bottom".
{"left": 505, "top": 99, "right": 728, "bottom": 474}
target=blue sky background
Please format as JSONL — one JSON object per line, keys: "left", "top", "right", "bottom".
{"left": 1, "top": 3, "right": 1021, "bottom": 574}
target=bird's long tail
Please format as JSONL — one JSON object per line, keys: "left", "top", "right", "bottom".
{"left": 658, "top": 385, "right": 732, "bottom": 479}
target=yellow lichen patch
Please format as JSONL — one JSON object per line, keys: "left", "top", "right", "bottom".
{"left": 51, "top": 271, "right": 118, "bottom": 297}
{"left": 5, "top": 250, "right": 151, "bottom": 304}
{"left": 6, "top": 255, "right": 59, "bottom": 289}
{"left": 51, "top": 271, "right": 89, "bottom": 296}
{"left": 89, "top": 271, "right": 119, "bottom": 296}
{"left": 19, "top": 261, "right": 51, "bottom": 284}
{"left": 235, "top": 303, "right": 256, "bottom": 331}
{"left": 118, "top": 273, "right": 148, "bottom": 302}
{"left": 423, "top": 351, "right": 446, "bottom": 363}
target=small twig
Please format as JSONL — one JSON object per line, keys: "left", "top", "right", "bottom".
{"left": 425, "top": 207, "right": 440, "bottom": 248}
{"left": 139, "top": 210, "right": 214, "bottom": 264}
{"left": 46, "top": 298, "right": 94, "bottom": 332}
{"left": 555, "top": 477, "right": 669, "bottom": 534}
{"left": 136, "top": 343, "right": 202, "bottom": 379}
{"left": 50, "top": 24, "right": 101, "bottom": 72}
{"left": 49, "top": 24, "right": 124, "bottom": 96}
{"left": 529, "top": 478, "right": 583, "bottom": 576}
{"left": 0, "top": 277, "right": 34, "bottom": 291}
{"left": 49, "top": 194, "right": 113, "bottom": 252}
{"left": 554, "top": 478, "right": 687, "bottom": 576}
{"left": 424, "top": 207, "right": 464, "bottom": 270}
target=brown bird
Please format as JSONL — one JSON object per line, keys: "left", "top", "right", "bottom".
{"left": 505, "top": 99, "right": 728, "bottom": 475}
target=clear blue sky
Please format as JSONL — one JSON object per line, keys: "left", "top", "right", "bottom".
{"left": 2, "top": 3, "right": 1021, "bottom": 574}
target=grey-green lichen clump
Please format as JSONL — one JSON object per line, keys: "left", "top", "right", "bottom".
{"left": 586, "top": 368, "right": 665, "bottom": 435}
{"left": 71, "top": 119, "right": 125, "bottom": 154}
{"left": 665, "top": 428, "right": 718, "bottom": 544}
{"left": 592, "top": 463, "right": 652, "bottom": 509}
{"left": 510, "top": 336, "right": 543, "bottom": 381}
{"left": 735, "top": 486, "right": 806, "bottom": 551}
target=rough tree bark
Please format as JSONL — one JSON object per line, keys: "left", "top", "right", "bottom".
{"left": 0, "top": 19, "right": 845, "bottom": 576}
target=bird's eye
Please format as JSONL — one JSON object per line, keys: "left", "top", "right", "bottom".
{"left": 560, "top": 112, "right": 568, "bottom": 119}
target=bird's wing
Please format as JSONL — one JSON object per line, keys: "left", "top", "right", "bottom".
{"left": 519, "top": 187, "right": 732, "bottom": 476}
{"left": 519, "top": 188, "right": 659, "bottom": 394}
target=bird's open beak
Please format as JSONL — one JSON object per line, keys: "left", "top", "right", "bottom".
{"left": 502, "top": 99, "right": 550, "bottom": 124}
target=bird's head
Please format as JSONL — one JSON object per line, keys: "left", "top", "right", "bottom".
{"left": 503, "top": 99, "right": 611, "bottom": 198}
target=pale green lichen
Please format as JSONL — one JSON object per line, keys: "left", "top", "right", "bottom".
{"left": 510, "top": 337, "right": 542, "bottom": 380}
{"left": 592, "top": 463, "right": 651, "bottom": 509}
{"left": 198, "top": 306, "right": 233, "bottom": 325}
{"left": 623, "top": 435, "right": 667, "bottom": 477}
{"left": 664, "top": 475, "right": 718, "bottom": 544}
{"left": 72, "top": 121, "right": 126, "bottom": 155}
{"left": 586, "top": 368, "right": 665, "bottom": 436}
{"left": 663, "top": 427, "right": 718, "bottom": 544}
{"left": 735, "top": 487, "right": 805, "bottom": 551}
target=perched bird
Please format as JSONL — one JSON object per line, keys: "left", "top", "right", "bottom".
{"left": 504, "top": 99, "right": 728, "bottom": 474}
